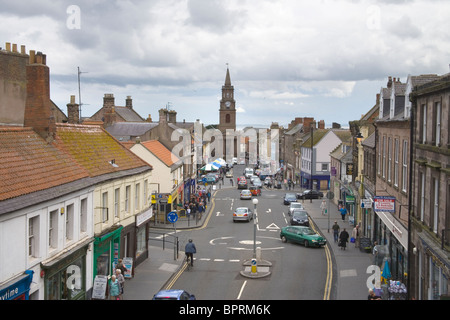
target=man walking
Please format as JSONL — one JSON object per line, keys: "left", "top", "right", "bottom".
{"left": 332, "top": 221, "right": 340, "bottom": 243}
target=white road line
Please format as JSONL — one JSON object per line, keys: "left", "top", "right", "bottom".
{"left": 237, "top": 280, "right": 247, "bottom": 300}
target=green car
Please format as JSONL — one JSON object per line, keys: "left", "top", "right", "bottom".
{"left": 280, "top": 226, "right": 327, "bottom": 248}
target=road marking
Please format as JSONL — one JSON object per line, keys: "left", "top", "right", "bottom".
{"left": 340, "top": 269, "right": 357, "bottom": 277}
{"left": 266, "top": 223, "right": 280, "bottom": 230}
{"left": 237, "top": 281, "right": 247, "bottom": 300}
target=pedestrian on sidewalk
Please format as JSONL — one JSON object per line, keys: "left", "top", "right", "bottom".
{"left": 117, "top": 258, "right": 128, "bottom": 276}
{"left": 372, "top": 241, "right": 380, "bottom": 266}
{"left": 332, "top": 221, "right": 340, "bottom": 243}
{"left": 351, "top": 224, "right": 361, "bottom": 248}
{"left": 115, "top": 269, "right": 125, "bottom": 300}
{"left": 109, "top": 275, "right": 121, "bottom": 300}
{"left": 320, "top": 199, "right": 327, "bottom": 215}
{"left": 339, "top": 206, "right": 347, "bottom": 221}
{"left": 338, "top": 228, "right": 349, "bottom": 250}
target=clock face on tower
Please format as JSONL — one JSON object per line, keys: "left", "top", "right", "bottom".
{"left": 225, "top": 101, "right": 231, "bottom": 108}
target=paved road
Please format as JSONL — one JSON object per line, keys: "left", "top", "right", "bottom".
{"left": 164, "top": 180, "right": 329, "bottom": 300}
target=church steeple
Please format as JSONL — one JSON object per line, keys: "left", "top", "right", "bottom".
{"left": 218, "top": 66, "right": 236, "bottom": 134}
{"left": 225, "top": 67, "right": 231, "bottom": 86}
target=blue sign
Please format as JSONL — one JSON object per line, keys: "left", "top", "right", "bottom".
{"left": 167, "top": 211, "right": 178, "bottom": 223}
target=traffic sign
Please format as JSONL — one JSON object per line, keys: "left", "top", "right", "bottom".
{"left": 167, "top": 211, "right": 178, "bottom": 223}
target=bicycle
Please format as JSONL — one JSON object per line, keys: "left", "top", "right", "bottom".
{"left": 184, "top": 253, "right": 193, "bottom": 271}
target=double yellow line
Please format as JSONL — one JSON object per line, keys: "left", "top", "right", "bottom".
{"left": 166, "top": 193, "right": 333, "bottom": 300}
{"left": 164, "top": 193, "right": 217, "bottom": 290}
{"left": 308, "top": 219, "right": 333, "bottom": 300}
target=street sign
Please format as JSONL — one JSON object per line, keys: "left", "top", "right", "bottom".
{"left": 167, "top": 211, "right": 178, "bottom": 223}
{"left": 326, "top": 191, "right": 334, "bottom": 200}
{"left": 361, "top": 199, "right": 372, "bottom": 208}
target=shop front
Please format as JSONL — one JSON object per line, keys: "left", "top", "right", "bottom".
{"left": 41, "top": 238, "right": 92, "bottom": 300}
{"left": 374, "top": 209, "right": 409, "bottom": 285}
{"left": 93, "top": 225, "right": 123, "bottom": 280}
{"left": 0, "top": 270, "right": 34, "bottom": 300}
{"left": 135, "top": 207, "right": 153, "bottom": 267}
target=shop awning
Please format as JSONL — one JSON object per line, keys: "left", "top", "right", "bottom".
{"left": 375, "top": 210, "right": 408, "bottom": 249}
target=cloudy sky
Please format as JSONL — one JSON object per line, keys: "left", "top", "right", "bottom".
{"left": 1, "top": 0, "right": 449, "bottom": 128}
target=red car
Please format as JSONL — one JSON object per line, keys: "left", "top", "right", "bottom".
{"left": 249, "top": 186, "right": 261, "bottom": 196}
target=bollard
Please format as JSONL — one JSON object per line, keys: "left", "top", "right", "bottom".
{"left": 256, "top": 247, "right": 262, "bottom": 261}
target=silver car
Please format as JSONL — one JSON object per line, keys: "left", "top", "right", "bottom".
{"left": 240, "top": 189, "right": 252, "bottom": 200}
{"left": 288, "top": 202, "right": 304, "bottom": 215}
{"left": 233, "top": 207, "right": 253, "bottom": 222}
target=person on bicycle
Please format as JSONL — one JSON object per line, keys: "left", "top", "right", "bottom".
{"left": 185, "top": 239, "right": 196, "bottom": 266}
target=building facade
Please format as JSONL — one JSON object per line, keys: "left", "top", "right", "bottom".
{"left": 410, "top": 74, "right": 450, "bottom": 300}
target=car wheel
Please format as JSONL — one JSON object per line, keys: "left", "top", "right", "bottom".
{"left": 281, "top": 235, "right": 287, "bottom": 243}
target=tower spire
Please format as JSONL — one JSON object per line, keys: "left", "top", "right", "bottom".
{"left": 225, "top": 63, "right": 231, "bottom": 86}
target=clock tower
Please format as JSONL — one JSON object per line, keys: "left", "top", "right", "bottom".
{"left": 218, "top": 67, "right": 236, "bottom": 134}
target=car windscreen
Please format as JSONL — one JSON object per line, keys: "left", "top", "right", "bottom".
{"left": 292, "top": 211, "right": 307, "bottom": 218}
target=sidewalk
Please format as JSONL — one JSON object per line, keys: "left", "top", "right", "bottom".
{"left": 123, "top": 185, "right": 373, "bottom": 300}
{"left": 301, "top": 198, "right": 373, "bottom": 300}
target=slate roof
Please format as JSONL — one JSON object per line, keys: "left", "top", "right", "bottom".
{"left": 105, "top": 122, "right": 159, "bottom": 139}
{"left": 362, "top": 132, "right": 376, "bottom": 148}
{"left": 114, "top": 106, "right": 145, "bottom": 122}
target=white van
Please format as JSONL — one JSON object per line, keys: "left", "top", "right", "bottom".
{"left": 244, "top": 168, "right": 254, "bottom": 178}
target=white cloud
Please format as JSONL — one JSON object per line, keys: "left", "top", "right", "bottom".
{"left": 1, "top": 0, "right": 449, "bottom": 127}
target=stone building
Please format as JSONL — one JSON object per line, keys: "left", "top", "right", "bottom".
{"left": 410, "top": 73, "right": 450, "bottom": 300}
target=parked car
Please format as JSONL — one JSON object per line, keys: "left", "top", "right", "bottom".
{"left": 226, "top": 170, "right": 233, "bottom": 178}
{"left": 152, "top": 289, "right": 196, "bottom": 300}
{"left": 283, "top": 193, "right": 297, "bottom": 205}
{"left": 280, "top": 226, "right": 326, "bottom": 247}
{"left": 240, "top": 189, "right": 252, "bottom": 200}
{"left": 297, "top": 189, "right": 324, "bottom": 199}
{"left": 237, "top": 177, "right": 248, "bottom": 189}
{"left": 249, "top": 186, "right": 261, "bottom": 196}
{"left": 289, "top": 209, "right": 309, "bottom": 226}
{"left": 233, "top": 207, "right": 253, "bottom": 222}
{"left": 288, "top": 202, "right": 304, "bottom": 215}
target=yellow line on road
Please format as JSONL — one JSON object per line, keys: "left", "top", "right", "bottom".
{"left": 309, "top": 218, "right": 333, "bottom": 300}
{"left": 164, "top": 193, "right": 218, "bottom": 290}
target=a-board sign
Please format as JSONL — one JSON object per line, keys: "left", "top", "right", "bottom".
{"left": 92, "top": 275, "right": 108, "bottom": 300}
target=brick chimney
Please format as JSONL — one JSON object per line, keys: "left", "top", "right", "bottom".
{"left": 125, "top": 95, "right": 132, "bottom": 109}
{"left": 318, "top": 120, "right": 325, "bottom": 129}
{"left": 67, "top": 95, "right": 79, "bottom": 124}
{"left": 24, "top": 50, "right": 55, "bottom": 142}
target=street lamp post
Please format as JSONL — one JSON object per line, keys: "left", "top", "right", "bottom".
{"left": 252, "top": 198, "right": 258, "bottom": 259}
